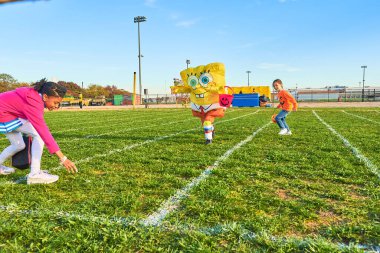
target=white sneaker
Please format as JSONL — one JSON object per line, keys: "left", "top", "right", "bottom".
{"left": 27, "top": 170, "right": 59, "bottom": 185}
{"left": 0, "top": 165, "right": 15, "bottom": 175}
{"left": 285, "top": 130, "right": 292, "bottom": 135}
{"left": 278, "top": 129, "right": 288, "bottom": 135}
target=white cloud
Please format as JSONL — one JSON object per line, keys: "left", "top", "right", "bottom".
{"left": 257, "top": 63, "right": 301, "bottom": 72}
{"left": 175, "top": 19, "right": 198, "bottom": 28}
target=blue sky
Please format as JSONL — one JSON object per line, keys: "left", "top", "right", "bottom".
{"left": 0, "top": 0, "right": 379, "bottom": 94}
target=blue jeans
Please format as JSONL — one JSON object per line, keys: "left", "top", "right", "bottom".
{"left": 275, "top": 110, "right": 290, "bottom": 130}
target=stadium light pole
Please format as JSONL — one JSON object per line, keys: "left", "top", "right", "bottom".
{"left": 134, "top": 16, "right": 147, "bottom": 104}
{"left": 186, "top": 59, "right": 190, "bottom": 69}
{"left": 361, "top": 65, "right": 367, "bottom": 102}
{"left": 246, "top": 71, "right": 251, "bottom": 86}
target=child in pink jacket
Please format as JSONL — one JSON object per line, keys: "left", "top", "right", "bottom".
{"left": 0, "top": 79, "right": 77, "bottom": 184}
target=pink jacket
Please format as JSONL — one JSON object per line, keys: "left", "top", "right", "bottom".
{"left": 0, "top": 87, "right": 60, "bottom": 154}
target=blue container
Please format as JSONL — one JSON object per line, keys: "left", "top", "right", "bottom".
{"left": 232, "top": 93, "right": 260, "bottom": 107}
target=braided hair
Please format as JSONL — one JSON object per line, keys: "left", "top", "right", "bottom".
{"left": 33, "top": 78, "right": 67, "bottom": 98}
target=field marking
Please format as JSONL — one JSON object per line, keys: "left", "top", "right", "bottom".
{"left": 57, "top": 108, "right": 238, "bottom": 141}
{"left": 141, "top": 121, "right": 271, "bottom": 227}
{"left": 0, "top": 110, "right": 261, "bottom": 185}
{"left": 57, "top": 116, "right": 195, "bottom": 143}
{"left": 313, "top": 111, "right": 380, "bottom": 179}
{"left": 342, "top": 110, "right": 380, "bottom": 125}
{"left": 51, "top": 110, "right": 261, "bottom": 171}
{"left": 0, "top": 109, "right": 243, "bottom": 143}
{"left": 48, "top": 112, "right": 160, "bottom": 129}
{"left": 51, "top": 111, "right": 183, "bottom": 134}
{"left": 0, "top": 111, "right": 186, "bottom": 142}
{"left": 0, "top": 205, "right": 378, "bottom": 252}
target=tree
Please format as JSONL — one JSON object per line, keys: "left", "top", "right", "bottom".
{"left": 86, "top": 84, "right": 110, "bottom": 98}
{"left": 0, "top": 73, "right": 18, "bottom": 93}
{"left": 0, "top": 73, "right": 17, "bottom": 84}
{"left": 58, "top": 81, "right": 82, "bottom": 96}
{"left": 104, "top": 85, "right": 130, "bottom": 98}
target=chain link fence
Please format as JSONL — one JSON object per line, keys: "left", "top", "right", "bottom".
{"left": 274, "top": 88, "right": 380, "bottom": 102}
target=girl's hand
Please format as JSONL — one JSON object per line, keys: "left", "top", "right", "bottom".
{"left": 60, "top": 157, "right": 78, "bottom": 173}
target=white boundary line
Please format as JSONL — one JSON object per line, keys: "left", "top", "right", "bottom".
{"left": 141, "top": 121, "right": 271, "bottom": 226}
{"left": 313, "top": 111, "right": 380, "bottom": 179}
{"left": 51, "top": 110, "right": 261, "bottom": 171}
{"left": 0, "top": 205, "right": 378, "bottom": 252}
{"left": 0, "top": 111, "right": 185, "bottom": 141}
{"left": 51, "top": 111, "right": 181, "bottom": 134}
{"left": 58, "top": 108, "right": 238, "bottom": 142}
{"left": 0, "top": 110, "right": 261, "bottom": 185}
{"left": 342, "top": 110, "right": 380, "bottom": 125}
{"left": 57, "top": 115, "right": 194, "bottom": 143}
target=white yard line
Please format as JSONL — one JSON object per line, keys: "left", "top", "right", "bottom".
{"left": 342, "top": 110, "right": 380, "bottom": 125}
{"left": 55, "top": 108, "right": 240, "bottom": 143}
{"left": 50, "top": 110, "right": 261, "bottom": 171}
{"left": 0, "top": 111, "right": 184, "bottom": 142}
{"left": 0, "top": 204, "right": 137, "bottom": 226}
{"left": 51, "top": 112, "right": 180, "bottom": 134}
{"left": 141, "top": 121, "right": 270, "bottom": 227}
{"left": 57, "top": 116, "right": 194, "bottom": 143}
{"left": 313, "top": 111, "right": 380, "bottom": 179}
{"left": 0, "top": 110, "right": 260, "bottom": 185}
{"left": 0, "top": 204, "right": 378, "bottom": 251}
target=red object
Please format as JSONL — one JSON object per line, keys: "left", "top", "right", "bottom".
{"left": 271, "top": 114, "right": 277, "bottom": 123}
{"left": 219, "top": 86, "right": 234, "bottom": 107}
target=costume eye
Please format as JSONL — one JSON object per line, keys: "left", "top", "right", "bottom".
{"left": 199, "top": 73, "right": 213, "bottom": 87}
{"left": 187, "top": 75, "right": 198, "bottom": 89}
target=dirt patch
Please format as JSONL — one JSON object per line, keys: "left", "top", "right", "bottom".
{"left": 304, "top": 211, "right": 343, "bottom": 231}
{"left": 277, "top": 189, "right": 289, "bottom": 200}
{"left": 276, "top": 189, "right": 299, "bottom": 201}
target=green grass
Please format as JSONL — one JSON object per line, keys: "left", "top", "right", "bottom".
{"left": 0, "top": 108, "right": 379, "bottom": 252}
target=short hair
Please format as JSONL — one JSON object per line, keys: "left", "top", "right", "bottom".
{"left": 272, "top": 79, "right": 283, "bottom": 88}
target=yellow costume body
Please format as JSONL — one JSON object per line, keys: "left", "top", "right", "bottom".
{"left": 171, "top": 62, "right": 227, "bottom": 144}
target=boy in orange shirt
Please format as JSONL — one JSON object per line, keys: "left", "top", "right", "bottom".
{"left": 273, "top": 79, "right": 298, "bottom": 135}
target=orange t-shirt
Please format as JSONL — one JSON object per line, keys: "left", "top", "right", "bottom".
{"left": 277, "top": 90, "right": 298, "bottom": 111}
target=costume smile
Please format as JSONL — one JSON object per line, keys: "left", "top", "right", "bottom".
{"left": 195, "top": 92, "right": 206, "bottom": 98}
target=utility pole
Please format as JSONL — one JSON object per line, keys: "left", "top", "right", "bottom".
{"left": 361, "top": 65, "right": 367, "bottom": 102}
{"left": 134, "top": 16, "right": 147, "bottom": 104}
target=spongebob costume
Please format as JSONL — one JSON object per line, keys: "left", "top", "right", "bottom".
{"left": 171, "top": 62, "right": 227, "bottom": 144}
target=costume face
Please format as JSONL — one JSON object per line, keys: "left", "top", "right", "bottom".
{"left": 180, "top": 62, "right": 225, "bottom": 105}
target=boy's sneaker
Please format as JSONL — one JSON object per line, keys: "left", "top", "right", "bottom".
{"left": 285, "top": 130, "right": 292, "bottom": 135}
{"left": 205, "top": 139, "right": 212, "bottom": 145}
{"left": 27, "top": 170, "right": 59, "bottom": 185}
{"left": 278, "top": 129, "right": 288, "bottom": 135}
{"left": 0, "top": 165, "right": 15, "bottom": 175}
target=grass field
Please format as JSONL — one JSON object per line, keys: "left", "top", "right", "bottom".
{"left": 0, "top": 107, "right": 379, "bottom": 252}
